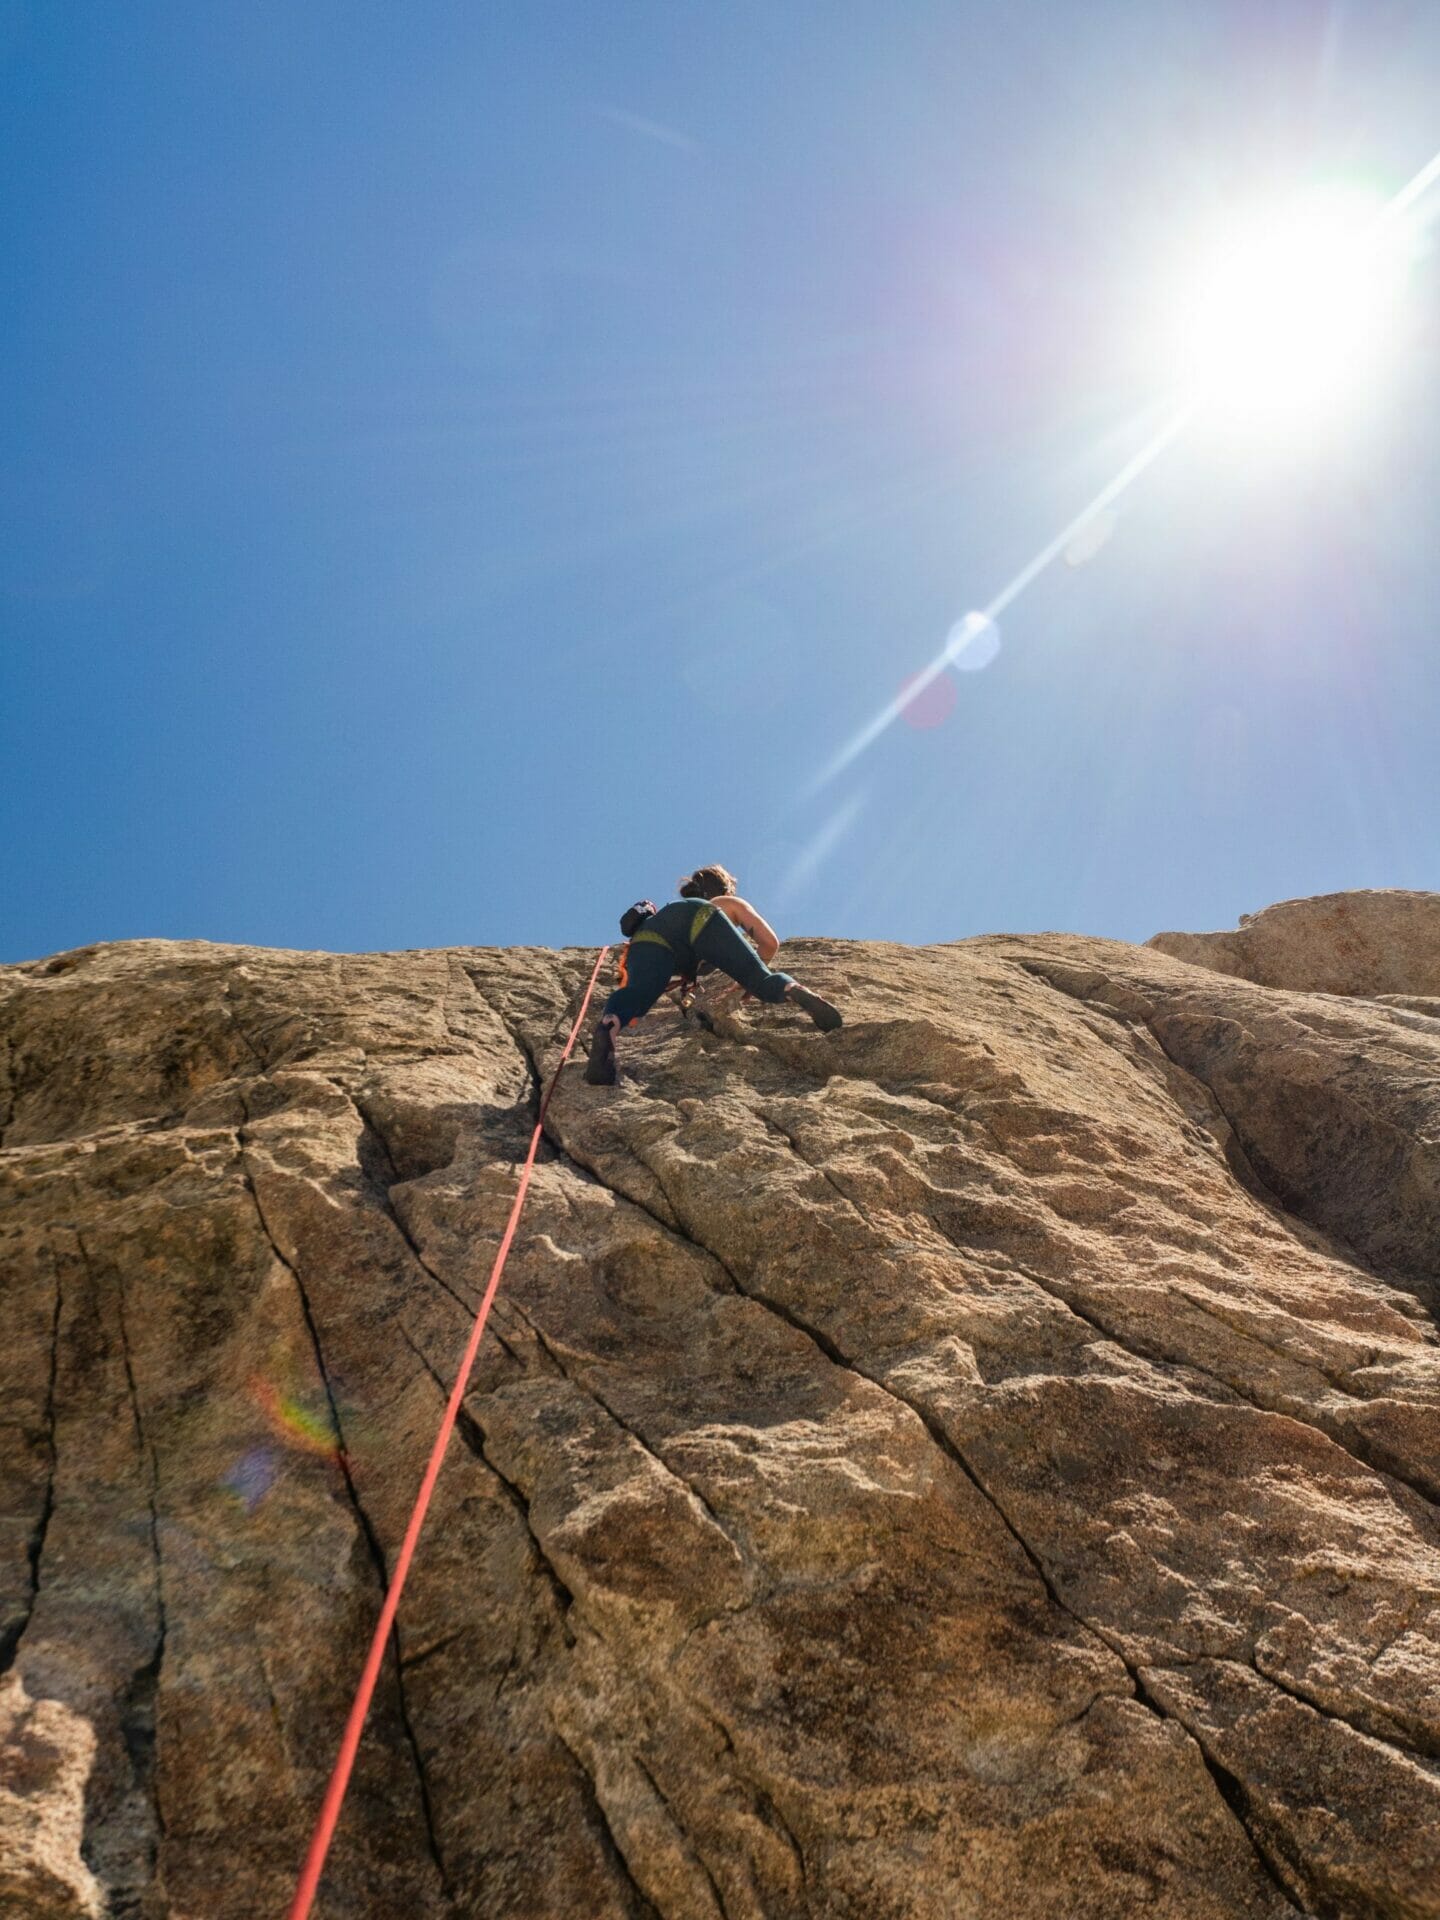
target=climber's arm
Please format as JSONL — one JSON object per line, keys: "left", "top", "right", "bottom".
{"left": 715, "top": 896, "right": 780, "bottom": 964}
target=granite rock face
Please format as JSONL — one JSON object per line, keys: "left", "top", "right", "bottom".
{"left": 1, "top": 901, "right": 1438, "bottom": 1919}
{"left": 1149, "top": 888, "right": 1440, "bottom": 999}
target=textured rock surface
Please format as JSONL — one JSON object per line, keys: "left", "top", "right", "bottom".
{"left": 1149, "top": 888, "right": 1440, "bottom": 998}
{"left": 1, "top": 901, "right": 1438, "bottom": 1918}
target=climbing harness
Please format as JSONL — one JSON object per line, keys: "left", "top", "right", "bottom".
{"left": 284, "top": 945, "right": 611, "bottom": 1920}
{"left": 620, "top": 908, "right": 715, "bottom": 1019}
{"left": 643, "top": 904, "right": 715, "bottom": 1017}
{"left": 614, "top": 940, "right": 694, "bottom": 1019}
{"left": 629, "top": 925, "right": 675, "bottom": 957}
{"left": 686, "top": 901, "right": 715, "bottom": 943}
{"left": 626, "top": 902, "right": 714, "bottom": 958}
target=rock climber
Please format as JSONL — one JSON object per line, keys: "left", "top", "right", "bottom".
{"left": 585, "top": 880, "right": 842, "bottom": 1086}
{"left": 672, "top": 863, "right": 781, "bottom": 1015}
{"left": 677, "top": 863, "right": 780, "bottom": 962}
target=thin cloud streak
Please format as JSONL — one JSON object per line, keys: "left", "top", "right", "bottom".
{"left": 597, "top": 106, "right": 699, "bottom": 154}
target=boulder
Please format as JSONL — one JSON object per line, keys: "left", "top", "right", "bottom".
{"left": 1148, "top": 888, "right": 1440, "bottom": 997}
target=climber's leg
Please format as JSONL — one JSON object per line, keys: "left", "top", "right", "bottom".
{"left": 584, "top": 1012, "right": 622, "bottom": 1085}
{"left": 691, "top": 913, "right": 842, "bottom": 1029}
{"left": 784, "top": 981, "right": 844, "bottom": 1032}
{"left": 586, "top": 943, "right": 676, "bottom": 1084}
{"left": 693, "top": 909, "right": 794, "bottom": 1000}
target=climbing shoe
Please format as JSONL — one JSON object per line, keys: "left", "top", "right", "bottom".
{"left": 786, "top": 983, "right": 843, "bottom": 1032}
{"left": 584, "top": 1015, "right": 619, "bottom": 1086}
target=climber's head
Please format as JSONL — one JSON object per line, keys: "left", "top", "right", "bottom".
{"left": 679, "top": 865, "right": 737, "bottom": 901}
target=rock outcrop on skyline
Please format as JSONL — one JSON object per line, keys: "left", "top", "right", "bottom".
{"left": 2, "top": 895, "right": 1438, "bottom": 1919}
{"left": 1149, "top": 887, "right": 1440, "bottom": 1001}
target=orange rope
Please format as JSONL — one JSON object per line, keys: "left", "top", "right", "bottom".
{"left": 285, "top": 946, "right": 611, "bottom": 1919}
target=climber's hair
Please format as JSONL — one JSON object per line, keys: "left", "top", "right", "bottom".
{"left": 679, "top": 865, "right": 738, "bottom": 900}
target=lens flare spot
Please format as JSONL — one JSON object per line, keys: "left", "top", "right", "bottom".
{"left": 251, "top": 1376, "right": 342, "bottom": 1459}
{"left": 898, "top": 668, "right": 957, "bottom": 729}
{"left": 946, "top": 611, "right": 1002, "bottom": 673}
{"left": 1064, "top": 510, "right": 1119, "bottom": 567}
{"left": 222, "top": 1447, "right": 280, "bottom": 1513}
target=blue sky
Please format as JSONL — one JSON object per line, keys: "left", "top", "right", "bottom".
{"left": 3, "top": 0, "right": 1438, "bottom": 963}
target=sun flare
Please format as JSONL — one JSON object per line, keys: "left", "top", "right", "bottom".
{"left": 1174, "top": 188, "right": 1414, "bottom": 433}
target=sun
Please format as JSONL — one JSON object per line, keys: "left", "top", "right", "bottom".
{"left": 1173, "top": 187, "right": 1415, "bottom": 435}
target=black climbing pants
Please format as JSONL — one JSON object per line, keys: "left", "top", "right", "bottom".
{"left": 602, "top": 902, "right": 794, "bottom": 1027}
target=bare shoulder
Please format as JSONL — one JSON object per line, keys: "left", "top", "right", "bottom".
{"left": 720, "top": 895, "right": 767, "bottom": 928}
{"left": 722, "top": 896, "right": 780, "bottom": 958}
